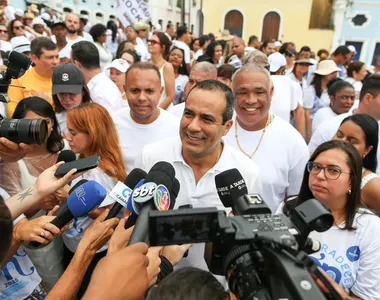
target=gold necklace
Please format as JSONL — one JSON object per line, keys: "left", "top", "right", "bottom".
{"left": 235, "top": 114, "right": 272, "bottom": 159}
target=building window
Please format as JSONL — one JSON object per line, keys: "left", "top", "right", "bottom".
{"left": 345, "top": 41, "right": 363, "bottom": 61}
{"left": 309, "top": 0, "right": 333, "bottom": 29}
{"left": 261, "top": 12, "right": 280, "bottom": 41}
{"left": 63, "top": 7, "right": 72, "bottom": 13}
{"left": 350, "top": 14, "right": 369, "bottom": 27}
{"left": 80, "top": 10, "right": 89, "bottom": 15}
{"left": 224, "top": 9, "right": 243, "bottom": 37}
{"left": 372, "top": 43, "right": 380, "bottom": 66}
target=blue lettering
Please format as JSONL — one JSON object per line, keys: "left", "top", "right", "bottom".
{"left": 335, "top": 256, "right": 344, "bottom": 264}
{"left": 341, "top": 263, "right": 350, "bottom": 271}
{"left": 321, "top": 244, "right": 328, "bottom": 253}
{"left": 346, "top": 246, "right": 360, "bottom": 262}
{"left": 328, "top": 250, "right": 336, "bottom": 259}
{"left": 1, "top": 257, "right": 35, "bottom": 281}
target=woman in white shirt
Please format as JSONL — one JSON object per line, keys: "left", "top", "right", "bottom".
{"left": 281, "top": 140, "right": 380, "bottom": 298}
{"left": 52, "top": 63, "right": 92, "bottom": 135}
{"left": 312, "top": 79, "right": 355, "bottom": 133}
{"left": 90, "top": 24, "right": 113, "bottom": 71}
{"left": 168, "top": 47, "right": 189, "bottom": 105}
{"left": 63, "top": 102, "right": 126, "bottom": 297}
{"left": 333, "top": 114, "right": 380, "bottom": 215}
{"left": 205, "top": 41, "right": 223, "bottom": 67}
{"left": 345, "top": 61, "right": 367, "bottom": 101}
{"left": 148, "top": 32, "right": 175, "bottom": 109}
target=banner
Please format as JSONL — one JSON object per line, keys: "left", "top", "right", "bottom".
{"left": 116, "top": 0, "right": 151, "bottom": 27}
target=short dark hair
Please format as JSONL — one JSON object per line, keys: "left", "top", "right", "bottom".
{"left": 13, "top": 97, "right": 64, "bottom": 153}
{"left": 199, "top": 35, "right": 209, "bottom": 48}
{"left": 217, "top": 64, "right": 236, "bottom": 80}
{"left": 31, "top": 37, "right": 57, "bottom": 58}
{"left": 327, "top": 78, "right": 354, "bottom": 96}
{"left": 120, "top": 50, "right": 140, "bottom": 63}
{"left": 125, "top": 62, "right": 161, "bottom": 82}
{"left": 332, "top": 45, "right": 350, "bottom": 56}
{"left": 340, "top": 114, "right": 378, "bottom": 173}
{"left": 71, "top": 41, "right": 100, "bottom": 70}
{"left": 166, "top": 23, "right": 174, "bottom": 29}
{"left": 300, "top": 46, "right": 311, "bottom": 53}
{"left": 176, "top": 26, "right": 188, "bottom": 39}
{"left": 347, "top": 61, "right": 365, "bottom": 78}
{"left": 197, "top": 55, "right": 214, "bottom": 64}
{"left": 146, "top": 267, "right": 227, "bottom": 300}
{"left": 116, "top": 41, "right": 137, "bottom": 59}
{"left": 360, "top": 73, "right": 380, "bottom": 101}
{"left": 0, "top": 195, "right": 12, "bottom": 265}
{"left": 248, "top": 35, "right": 258, "bottom": 45}
{"left": 190, "top": 79, "right": 234, "bottom": 124}
{"left": 283, "top": 140, "right": 362, "bottom": 231}
{"left": 260, "top": 40, "right": 274, "bottom": 51}
{"left": 89, "top": 23, "right": 107, "bottom": 43}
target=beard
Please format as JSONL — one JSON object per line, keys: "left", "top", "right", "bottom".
{"left": 67, "top": 28, "right": 77, "bottom": 34}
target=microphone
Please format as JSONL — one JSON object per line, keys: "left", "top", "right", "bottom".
{"left": 215, "top": 168, "right": 270, "bottom": 215}
{"left": 57, "top": 150, "right": 76, "bottom": 163}
{"left": 105, "top": 168, "right": 147, "bottom": 220}
{"left": 28, "top": 180, "right": 107, "bottom": 248}
{"left": 128, "top": 162, "right": 176, "bottom": 245}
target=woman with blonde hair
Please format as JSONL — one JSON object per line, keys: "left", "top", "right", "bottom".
{"left": 62, "top": 102, "right": 126, "bottom": 297}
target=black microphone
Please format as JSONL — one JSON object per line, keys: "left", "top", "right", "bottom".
{"left": 105, "top": 169, "right": 147, "bottom": 220}
{"left": 128, "top": 162, "right": 176, "bottom": 245}
{"left": 57, "top": 150, "right": 76, "bottom": 163}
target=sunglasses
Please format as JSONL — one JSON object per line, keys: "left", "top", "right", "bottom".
{"left": 0, "top": 30, "right": 7, "bottom": 34}
{"left": 14, "top": 26, "right": 25, "bottom": 30}
{"left": 148, "top": 39, "right": 160, "bottom": 46}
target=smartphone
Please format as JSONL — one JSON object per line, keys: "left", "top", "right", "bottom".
{"left": 54, "top": 155, "right": 100, "bottom": 177}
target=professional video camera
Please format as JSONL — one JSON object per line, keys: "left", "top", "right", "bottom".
{"left": 0, "top": 51, "right": 48, "bottom": 145}
{"left": 147, "top": 169, "right": 343, "bottom": 300}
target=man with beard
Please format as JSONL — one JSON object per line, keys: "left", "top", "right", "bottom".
{"left": 65, "top": 13, "right": 85, "bottom": 44}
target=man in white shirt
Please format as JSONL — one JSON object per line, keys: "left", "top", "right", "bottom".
{"left": 65, "top": 13, "right": 85, "bottom": 45}
{"left": 140, "top": 79, "right": 262, "bottom": 272}
{"left": 71, "top": 41, "right": 124, "bottom": 113}
{"left": 113, "top": 62, "right": 180, "bottom": 173}
{"left": 171, "top": 26, "right": 191, "bottom": 68}
{"left": 224, "top": 64, "right": 309, "bottom": 212}
{"left": 309, "top": 74, "right": 380, "bottom": 174}
{"left": 168, "top": 62, "right": 217, "bottom": 118}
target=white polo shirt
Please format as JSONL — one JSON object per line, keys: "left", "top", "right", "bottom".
{"left": 312, "top": 107, "right": 337, "bottom": 134}
{"left": 87, "top": 72, "right": 124, "bottom": 113}
{"left": 113, "top": 107, "right": 180, "bottom": 173}
{"left": 140, "top": 136, "right": 262, "bottom": 271}
{"left": 309, "top": 112, "right": 380, "bottom": 174}
{"left": 224, "top": 115, "right": 309, "bottom": 212}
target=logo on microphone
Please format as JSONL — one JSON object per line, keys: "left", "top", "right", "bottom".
{"left": 154, "top": 184, "right": 170, "bottom": 211}
{"left": 133, "top": 182, "right": 157, "bottom": 203}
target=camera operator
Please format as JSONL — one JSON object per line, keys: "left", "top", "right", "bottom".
{"left": 7, "top": 37, "right": 59, "bottom": 117}
{"left": 280, "top": 140, "right": 380, "bottom": 299}
{"left": 0, "top": 137, "right": 31, "bottom": 162}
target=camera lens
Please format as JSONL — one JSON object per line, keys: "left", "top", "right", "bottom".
{"left": 0, "top": 118, "right": 48, "bottom": 145}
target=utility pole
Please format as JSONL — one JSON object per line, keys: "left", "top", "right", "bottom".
{"left": 181, "top": 0, "right": 185, "bottom": 26}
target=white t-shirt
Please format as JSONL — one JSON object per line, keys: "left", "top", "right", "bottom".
{"left": 134, "top": 43, "right": 150, "bottom": 62}
{"left": 270, "top": 75, "right": 299, "bottom": 122}
{"left": 167, "top": 102, "right": 185, "bottom": 118}
{"left": 82, "top": 31, "right": 94, "bottom": 43}
{"left": 171, "top": 40, "right": 191, "bottom": 64}
{"left": 224, "top": 116, "right": 309, "bottom": 212}
{"left": 94, "top": 42, "right": 113, "bottom": 71}
{"left": 87, "top": 72, "right": 124, "bottom": 113}
{"left": 0, "top": 190, "right": 41, "bottom": 300}
{"left": 62, "top": 167, "right": 116, "bottom": 253}
{"left": 140, "top": 137, "right": 262, "bottom": 273}
{"left": 309, "top": 112, "right": 380, "bottom": 174}
{"left": 312, "top": 107, "right": 337, "bottom": 134}
{"left": 113, "top": 107, "right": 180, "bottom": 173}
{"left": 56, "top": 111, "right": 68, "bottom": 134}
{"left": 309, "top": 211, "right": 380, "bottom": 298}
{"left": 58, "top": 42, "right": 72, "bottom": 60}
{"left": 304, "top": 85, "right": 330, "bottom": 115}
{"left": 345, "top": 77, "right": 362, "bottom": 99}
{"left": 66, "top": 35, "right": 85, "bottom": 45}
{"left": 174, "top": 74, "right": 188, "bottom": 105}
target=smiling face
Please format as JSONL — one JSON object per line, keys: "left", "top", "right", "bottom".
{"left": 180, "top": 88, "right": 232, "bottom": 158}
{"left": 232, "top": 70, "right": 273, "bottom": 130}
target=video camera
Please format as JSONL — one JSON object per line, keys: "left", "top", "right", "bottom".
{"left": 146, "top": 169, "right": 343, "bottom": 300}
{"left": 0, "top": 51, "right": 48, "bottom": 145}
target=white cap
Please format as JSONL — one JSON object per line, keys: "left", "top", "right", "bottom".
{"left": 154, "top": 24, "right": 162, "bottom": 31}
{"left": 15, "top": 8, "right": 24, "bottom": 17}
{"left": 268, "top": 52, "right": 286, "bottom": 72}
{"left": 274, "top": 41, "right": 282, "bottom": 47}
{"left": 11, "top": 36, "right": 31, "bottom": 53}
{"left": 32, "top": 17, "right": 46, "bottom": 27}
{"left": 107, "top": 59, "right": 130, "bottom": 73}
{"left": 40, "top": 12, "right": 51, "bottom": 22}
{"left": 348, "top": 45, "right": 356, "bottom": 53}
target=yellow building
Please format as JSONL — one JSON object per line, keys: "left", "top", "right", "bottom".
{"left": 201, "top": 0, "right": 335, "bottom": 52}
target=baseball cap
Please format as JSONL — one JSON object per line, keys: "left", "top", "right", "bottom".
{"left": 348, "top": 45, "right": 357, "bottom": 54}
{"left": 274, "top": 41, "right": 282, "bottom": 47}
{"left": 32, "top": 17, "right": 46, "bottom": 27}
{"left": 11, "top": 36, "right": 31, "bottom": 54}
{"left": 107, "top": 59, "right": 130, "bottom": 73}
{"left": 52, "top": 21, "right": 67, "bottom": 29}
{"left": 15, "top": 8, "right": 24, "bottom": 17}
{"left": 268, "top": 52, "right": 286, "bottom": 72}
{"left": 52, "top": 63, "right": 85, "bottom": 95}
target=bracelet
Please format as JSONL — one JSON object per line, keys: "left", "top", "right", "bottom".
{"left": 12, "top": 225, "right": 24, "bottom": 243}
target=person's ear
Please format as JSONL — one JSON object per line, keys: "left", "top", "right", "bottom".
{"left": 223, "top": 119, "right": 233, "bottom": 136}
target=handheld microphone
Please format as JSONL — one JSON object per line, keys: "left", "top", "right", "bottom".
{"left": 28, "top": 180, "right": 106, "bottom": 248}
{"left": 105, "top": 168, "right": 147, "bottom": 220}
{"left": 57, "top": 150, "right": 76, "bottom": 163}
{"left": 128, "top": 162, "right": 176, "bottom": 245}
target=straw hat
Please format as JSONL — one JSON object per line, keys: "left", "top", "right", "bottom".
{"left": 217, "top": 29, "right": 234, "bottom": 41}
{"left": 314, "top": 60, "right": 342, "bottom": 76}
{"left": 294, "top": 57, "right": 313, "bottom": 65}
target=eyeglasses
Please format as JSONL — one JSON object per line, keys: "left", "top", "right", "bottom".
{"left": 0, "top": 30, "right": 8, "bottom": 34}
{"left": 147, "top": 39, "right": 160, "bottom": 46}
{"left": 306, "top": 161, "right": 350, "bottom": 180}
{"left": 14, "top": 26, "right": 25, "bottom": 30}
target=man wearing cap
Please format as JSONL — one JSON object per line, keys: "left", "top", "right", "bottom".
{"left": 51, "top": 22, "right": 70, "bottom": 63}
{"left": 10, "top": 36, "right": 31, "bottom": 57}
{"left": 71, "top": 41, "right": 124, "bottom": 113}
{"left": 134, "top": 22, "right": 149, "bottom": 46}
{"left": 125, "top": 24, "right": 150, "bottom": 62}
{"left": 224, "top": 64, "right": 309, "bottom": 212}
{"left": 172, "top": 26, "right": 191, "bottom": 69}
{"left": 7, "top": 37, "right": 59, "bottom": 117}
{"left": 267, "top": 52, "right": 305, "bottom": 138}
{"left": 32, "top": 17, "right": 49, "bottom": 37}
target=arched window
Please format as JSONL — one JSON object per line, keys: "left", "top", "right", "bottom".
{"left": 261, "top": 12, "right": 280, "bottom": 41}
{"left": 224, "top": 10, "right": 243, "bottom": 37}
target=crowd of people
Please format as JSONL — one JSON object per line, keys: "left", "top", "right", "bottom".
{"left": 0, "top": 2, "right": 380, "bottom": 300}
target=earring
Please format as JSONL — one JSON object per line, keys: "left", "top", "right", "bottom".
{"left": 362, "top": 155, "right": 366, "bottom": 159}
{"left": 347, "top": 190, "right": 351, "bottom": 195}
